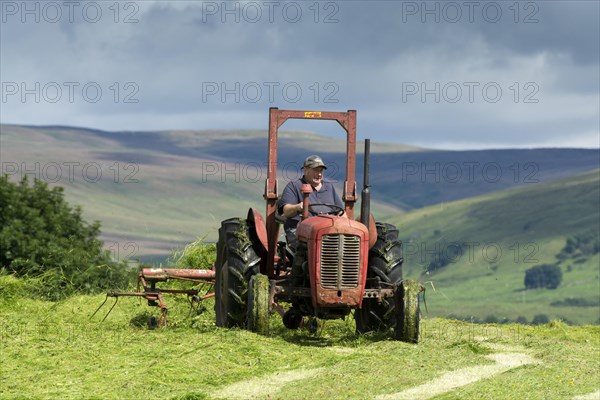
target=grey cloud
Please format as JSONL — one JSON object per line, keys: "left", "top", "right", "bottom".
{"left": 0, "top": 0, "right": 598, "bottom": 149}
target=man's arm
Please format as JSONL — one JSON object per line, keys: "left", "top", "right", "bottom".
{"left": 282, "top": 202, "right": 303, "bottom": 218}
{"left": 279, "top": 180, "right": 303, "bottom": 218}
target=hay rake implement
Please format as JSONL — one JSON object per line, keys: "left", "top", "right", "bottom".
{"left": 91, "top": 267, "right": 216, "bottom": 327}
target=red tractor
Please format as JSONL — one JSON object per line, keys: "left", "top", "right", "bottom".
{"left": 214, "top": 108, "right": 422, "bottom": 342}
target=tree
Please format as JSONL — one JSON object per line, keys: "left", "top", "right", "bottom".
{"left": 515, "top": 316, "right": 529, "bottom": 324}
{"left": 0, "top": 176, "right": 132, "bottom": 299}
{"left": 484, "top": 315, "right": 499, "bottom": 323}
{"left": 524, "top": 264, "right": 563, "bottom": 290}
{"left": 532, "top": 314, "right": 550, "bottom": 325}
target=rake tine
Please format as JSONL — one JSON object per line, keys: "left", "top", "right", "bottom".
{"left": 101, "top": 296, "right": 119, "bottom": 323}
{"left": 90, "top": 294, "right": 110, "bottom": 320}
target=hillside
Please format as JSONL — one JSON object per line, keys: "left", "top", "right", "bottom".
{"left": 1, "top": 124, "right": 598, "bottom": 261}
{"left": 391, "top": 170, "right": 600, "bottom": 325}
{"left": 371, "top": 148, "right": 600, "bottom": 210}
{"left": 0, "top": 124, "right": 409, "bottom": 258}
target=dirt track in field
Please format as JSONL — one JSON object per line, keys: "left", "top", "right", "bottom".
{"left": 375, "top": 350, "right": 538, "bottom": 400}
{"left": 572, "top": 390, "right": 600, "bottom": 400}
{"left": 212, "top": 368, "right": 324, "bottom": 399}
{"left": 211, "top": 343, "right": 554, "bottom": 400}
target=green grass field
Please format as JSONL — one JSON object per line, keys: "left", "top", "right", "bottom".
{"left": 1, "top": 283, "right": 598, "bottom": 400}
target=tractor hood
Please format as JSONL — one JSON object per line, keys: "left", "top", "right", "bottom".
{"left": 297, "top": 215, "right": 369, "bottom": 242}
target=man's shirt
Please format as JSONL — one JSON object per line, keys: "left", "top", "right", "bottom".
{"left": 278, "top": 177, "right": 344, "bottom": 232}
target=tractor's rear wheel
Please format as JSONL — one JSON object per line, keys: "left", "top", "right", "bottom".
{"left": 247, "top": 273, "right": 271, "bottom": 335}
{"left": 395, "top": 279, "right": 421, "bottom": 343}
{"left": 355, "top": 222, "right": 403, "bottom": 333}
{"left": 215, "top": 218, "right": 261, "bottom": 327}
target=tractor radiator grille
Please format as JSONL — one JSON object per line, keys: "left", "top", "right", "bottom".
{"left": 320, "top": 234, "right": 361, "bottom": 290}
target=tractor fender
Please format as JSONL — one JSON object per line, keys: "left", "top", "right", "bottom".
{"left": 357, "top": 213, "right": 378, "bottom": 249}
{"left": 247, "top": 208, "right": 269, "bottom": 253}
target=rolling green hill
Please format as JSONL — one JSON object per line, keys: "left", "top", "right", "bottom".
{"left": 390, "top": 170, "right": 600, "bottom": 325}
{"left": 0, "top": 124, "right": 409, "bottom": 259}
{"left": 1, "top": 123, "right": 598, "bottom": 263}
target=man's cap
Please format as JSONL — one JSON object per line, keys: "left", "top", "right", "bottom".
{"left": 303, "top": 155, "right": 327, "bottom": 169}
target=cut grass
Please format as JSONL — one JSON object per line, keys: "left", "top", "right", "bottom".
{"left": 1, "top": 291, "right": 598, "bottom": 399}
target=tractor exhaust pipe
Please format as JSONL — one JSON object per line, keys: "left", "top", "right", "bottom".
{"left": 360, "top": 139, "right": 371, "bottom": 231}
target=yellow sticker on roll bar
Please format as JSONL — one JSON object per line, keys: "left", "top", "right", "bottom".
{"left": 304, "top": 111, "right": 322, "bottom": 118}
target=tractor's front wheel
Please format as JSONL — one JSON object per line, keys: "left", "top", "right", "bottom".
{"left": 355, "top": 222, "right": 403, "bottom": 333}
{"left": 395, "top": 279, "right": 422, "bottom": 343}
{"left": 247, "top": 273, "right": 271, "bottom": 335}
{"left": 215, "top": 218, "right": 261, "bottom": 327}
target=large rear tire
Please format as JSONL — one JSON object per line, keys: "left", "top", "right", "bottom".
{"left": 355, "top": 222, "right": 403, "bottom": 333}
{"left": 215, "top": 218, "right": 261, "bottom": 327}
{"left": 247, "top": 273, "right": 271, "bottom": 335}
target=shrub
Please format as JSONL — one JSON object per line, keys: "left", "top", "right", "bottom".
{"left": 556, "top": 230, "right": 600, "bottom": 264}
{"left": 550, "top": 297, "right": 599, "bottom": 307}
{"left": 532, "top": 314, "right": 550, "bottom": 325}
{"left": 484, "top": 315, "right": 499, "bottom": 323}
{"left": 524, "top": 264, "right": 562, "bottom": 289}
{"left": 426, "top": 249, "right": 455, "bottom": 273}
{"left": 0, "top": 176, "right": 133, "bottom": 299}
{"left": 515, "top": 316, "right": 529, "bottom": 324}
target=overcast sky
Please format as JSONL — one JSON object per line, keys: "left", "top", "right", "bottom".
{"left": 1, "top": 0, "right": 599, "bottom": 149}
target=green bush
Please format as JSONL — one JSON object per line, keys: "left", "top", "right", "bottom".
{"left": 0, "top": 176, "right": 133, "bottom": 299}
{"left": 532, "top": 314, "right": 550, "bottom": 325}
{"left": 515, "top": 316, "right": 529, "bottom": 324}
{"left": 484, "top": 315, "right": 499, "bottom": 323}
{"left": 550, "top": 297, "right": 600, "bottom": 307}
{"left": 524, "top": 264, "right": 562, "bottom": 289}
{"left": 556, "top": 230, "right": 600, "bottom": 263}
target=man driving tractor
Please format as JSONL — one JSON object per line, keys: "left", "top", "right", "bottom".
{"left": 278, "top": 155, "right": 345, "bottom": 250}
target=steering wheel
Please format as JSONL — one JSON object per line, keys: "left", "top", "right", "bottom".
{"left": 308, "top": 203, "right": 345, "bottom": 216}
